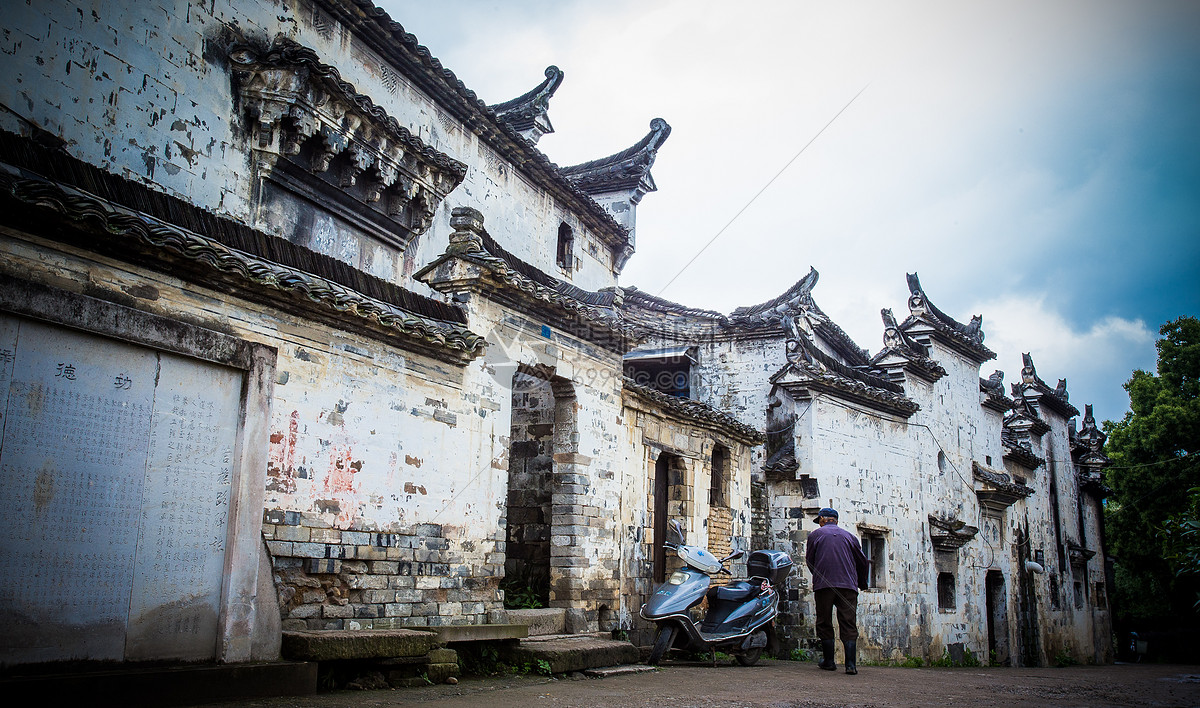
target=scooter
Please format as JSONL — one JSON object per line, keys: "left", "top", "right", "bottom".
{"left": 641, "top": 520, "right": 792, "bottom": 666}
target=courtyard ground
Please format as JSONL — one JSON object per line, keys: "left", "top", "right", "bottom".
{"left": 199, "top": 660, "right": 1200, "bottom": 708}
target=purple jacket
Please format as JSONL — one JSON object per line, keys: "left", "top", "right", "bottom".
{"left": 805, "top": 522, "right": 869, "bottom": 591}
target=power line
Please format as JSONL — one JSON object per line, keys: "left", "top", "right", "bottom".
{"left": 655, "top": 84, "right": 870, "bottom": 297}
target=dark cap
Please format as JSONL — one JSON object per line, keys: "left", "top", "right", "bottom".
{"left": 813, "top": 507, "right": 838, "bottom": 523}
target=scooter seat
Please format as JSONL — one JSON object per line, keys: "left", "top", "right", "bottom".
{"left": 711, "top": 581, "right": 759, "bottom": 602}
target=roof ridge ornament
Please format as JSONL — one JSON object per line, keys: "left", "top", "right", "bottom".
{"left": 489, "top": 65, "right": 565, "bottom": 145}
{"left": 902, "top": 272, "right": 995, "bottom": 363}
{"left": 982, "top": 370, "right": 1005, "bottom": 396}
{"left": 560, "top": 118, "right": 672, "bottom": 197}
{"left": 882, "top": 307, "right": 929, "bottom": 357}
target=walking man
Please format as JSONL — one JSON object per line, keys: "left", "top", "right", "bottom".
{"left": 805, "top": 507, "right": 869, "bottom": 674}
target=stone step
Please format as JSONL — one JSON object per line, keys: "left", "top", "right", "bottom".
{"left": 489, "top": 607, "right": 568, "bottom": 636}
{"left": 281, "top": 628, "right": 441, "bottom": 661}
{"left": 583, "top": 664, "right": 659, "bottom": 678}
{"left": 500, "top": 634, "right": 641, "bottom": 674}
{"left": 430, "top": 623, "right": 528, "bottom": 643}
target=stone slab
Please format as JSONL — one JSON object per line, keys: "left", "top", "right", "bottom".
{"left": 433, "top": 623, "right": 529, "bottom": 643}
{"left": 281, "top": 629, "right": 440, "bottom": 661}
{"left": 491, "top": 608, "right": 567, "bottom": 636}
{"left": 502, "top": 636, "right": 641, "bottom": 674}
{"left": 583, "top": 664, "right": 660, "bottom": 678}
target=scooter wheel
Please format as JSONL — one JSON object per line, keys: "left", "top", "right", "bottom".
{"left": 735, "top": 647, "right": 762, "bottom": 666}
{"left": 647, "top": 625, "right": 677, "bottom": 666}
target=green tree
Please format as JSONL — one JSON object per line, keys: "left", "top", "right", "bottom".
{"left": 1104, "top": 316, "right": 1200, "bottom": 621}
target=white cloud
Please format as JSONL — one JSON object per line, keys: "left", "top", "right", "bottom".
{"left": 968, "top": 295, "right": 1157, "bottom": 420}
{"left": 379, "top": 0, "right": 1193, "bottom": 422}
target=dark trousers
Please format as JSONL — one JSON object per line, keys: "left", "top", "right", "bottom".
{"left": 814, "top": 587, "right": 859, "bottom": 642}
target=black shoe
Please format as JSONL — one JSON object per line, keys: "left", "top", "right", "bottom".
{"left": 844, "top": 640, "right": 857, "bottom": 675}
{"left": 818, "top": 639, "right": 836, "bottom": 670}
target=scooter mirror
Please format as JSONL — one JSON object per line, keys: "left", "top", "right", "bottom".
{"left": 720, "top": 549, "right": 744, "bottom": 563}
{"left": 668, "top": 519, "right": 685, "bottom": 544}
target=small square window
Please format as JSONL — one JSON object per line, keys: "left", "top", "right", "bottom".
{"left": 556, "top": 223, "right": 574, "bottom": 270}
{"left": 709, "top": 444, "right": 729, "bottom": 507}
{"left": 862, "top": 534, "right": 886, "bottom": 589}
{"left": 937, "top": 572, "right": 956, "bottom": 610}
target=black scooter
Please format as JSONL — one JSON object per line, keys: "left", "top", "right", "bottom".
{"left": 640, "top": 520, "right": 792, "bottom": 665}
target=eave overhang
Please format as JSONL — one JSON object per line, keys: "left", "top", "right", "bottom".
{"left": 973, "top": 461, "right": 1034, "bottom": 511}
{"left": 1067, "top": 542, "right": 1097, "bottom": 567}
{"left": 560, "top": 118, "right": 671, "bottom": 198}
{"left": 771, "top": 362, "right": 919, "bottom": 419}
{"left": 929, "top": 514, "right": 979, "bottom": 551}
{"left": 488, "top": 65, "right": 564, "bottom": 141}
{"left": 622, "top": 377, "right": 763, "bottom": 446}
{"left": 416, "top": 207, "right": 641, "bottom": 355}
{"left": 902, "top": 273, "right": 996, "bottom": 364}
{"left": 0, "top": 159, "right": 485, "bottom": 364}
{"left": 228, "top": 38, "right": 466, "bottom": 242}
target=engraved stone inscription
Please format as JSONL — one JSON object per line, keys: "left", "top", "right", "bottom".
{"left": 0, "top": 315, "right": 244, "bottom": 664}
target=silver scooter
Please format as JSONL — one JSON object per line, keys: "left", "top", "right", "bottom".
{"left": 640, "top": 520, "right": 792, "bottom": 666}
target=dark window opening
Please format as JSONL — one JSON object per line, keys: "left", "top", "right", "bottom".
{"left": 556, "top": 222, "right": 574, "bottom": 270}
{"left": 862, "top": 534, "right": 885, "bottom": 588}
{"left": 1049, "top": 575, "right": 1061, "bottom": 610}
{"left": 937, "top": 572, "right": 956, "bottom": 610}
{"left": 623, "top": 346, "right": 697, "bottom": 398}
{"left": 709, "top": 444, "right": 729, "bottom": 507}
{"left": 985, "top": 455, "right": 992, "bottom": 466}
{"left": 1073, "top": 581, "right": 1084, "bottom": 609}
{"left": 652, "top": 453, "right": 673, "bottom": 583}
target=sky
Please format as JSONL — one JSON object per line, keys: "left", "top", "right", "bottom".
{"left": 378, "top": 0, "right": 1200, "bottom": 423}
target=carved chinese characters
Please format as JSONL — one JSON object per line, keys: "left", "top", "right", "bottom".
{"left": 0, "top": 315, "right": 243, "bottom": 663}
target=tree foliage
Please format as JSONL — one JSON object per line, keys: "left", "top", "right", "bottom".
{"left": 1104, "top": 316, "right": 1200, "bottom": 620}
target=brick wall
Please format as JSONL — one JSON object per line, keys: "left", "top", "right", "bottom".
{"left": 264, "top": 513, "right": 495, "bottom": 629}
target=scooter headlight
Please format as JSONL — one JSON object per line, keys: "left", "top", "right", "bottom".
{"left": 667, "top": 570, "right": 688, "bottom": 585}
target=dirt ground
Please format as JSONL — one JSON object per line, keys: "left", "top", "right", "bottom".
{"left": 200, "top": 660, "right": 1200, "bottom": 708}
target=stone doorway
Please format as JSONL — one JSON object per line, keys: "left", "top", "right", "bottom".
{"left": 986, "top": 570, "right": 1010, "bottom": 665}
{"left": 504, "top": 370, "right": 555, "bottom": 606}
{"left": 504, "top": 367, "right": 581, "bottom": 609}
{"left": 651, "top": 451, "right": 687, "bottom": 584}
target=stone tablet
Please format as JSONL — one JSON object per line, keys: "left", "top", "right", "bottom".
{"left": 0, "top": 315, "right": 243, "bottom": 664}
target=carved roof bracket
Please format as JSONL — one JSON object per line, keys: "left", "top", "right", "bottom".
{"left": 929, "top": 514, "right": 979, "bottom": 551}
{"left": 229, "top": 38, "right": 466, "bottom": 243}
{"left": 973, "top": 461, "right": 1034, "bottom": 511}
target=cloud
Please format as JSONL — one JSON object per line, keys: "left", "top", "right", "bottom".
{"left": 378, "top": 0, "right": 1195, "bottom": 424}
{"left": 968, "top": 295, "right": 1157, "bottom": 420}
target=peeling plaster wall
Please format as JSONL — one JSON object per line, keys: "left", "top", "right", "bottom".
{"left": 0, "top": 229, "right": 510, "bottom": 631}
{"left": 690, "top": 326, "right": 1111, "bottom": 665}
{"left": 1016, "top": 403, "right": 1110, "bottom": 665}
